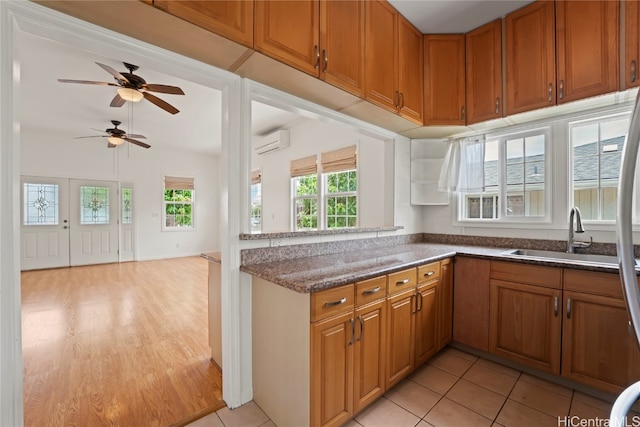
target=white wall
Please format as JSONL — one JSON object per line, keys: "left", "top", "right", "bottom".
{"left": 20, "top": 129, "right": 220, "bottom": 260}
{"left": 251, "top": 119, "right": 393, "bottom": 233}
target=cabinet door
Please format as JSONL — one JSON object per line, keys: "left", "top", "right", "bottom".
{"left": 438, "top": 258, "right": 453, "bottom": 350}
{"left": 320, "top": 0, "right": 365, "bottom": 97}
{"left": 397, "top": 15, "right": 423, "bottom": 125}
{"left": 556, "top": 0, "right": 619, "bottom": 103}
{"left": 424, "top": 35, "right": 465, "bottom": 125}
{"left": 364, "top": 0, "right": 398, "bottom": 114}
{"left": 415, "top": 282, "right": 438, "bottom": 366}
{"left": 453, "top": 257, "right": 490, "bottom": 351}
{"left": 465, "top": 19, "right": 502, "bottom": 124}
{"left": 562, "top": 291, "right": 640, "bottom": 394}
{"left": 505, "top": 0, "right": 556, "bottom": 115}
{"left": 254, "top": 0, "right": 320, "bottom": 76}
{"left": 386, "top": 289, "right": 415, "bottom": 389}
{"left": 625, "top": 0, "right": 640, "bottom": 89}
{"left": 311, "top": 311, "right": 354, "bottom": 427}
{"left": 153, "top": 0, "right": 253, "bottom": 47}
{"left": 353, "top": 300, "right": 386, "bottom": 413}
{"left": 489, "top": 280, "right": 562, "bottom": 374}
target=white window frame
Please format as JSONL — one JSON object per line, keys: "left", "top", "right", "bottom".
{"left": 323, "top": 169, "right": 358, "bottom": 229}
{"left": 292, "top": 173, "right": 320, "bottom": 231}
{"left": 568, "top": 112, "right": 633, "bottom": 225}
{"left": 456, "top": 127, "right": 552, "bottom": 225}
{"left": 162, "top": 176, "right": 195, "bottom": 231}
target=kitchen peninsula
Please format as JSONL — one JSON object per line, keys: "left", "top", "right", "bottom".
{"left": 242, "top": 235, "right": 640, "bottom": 427}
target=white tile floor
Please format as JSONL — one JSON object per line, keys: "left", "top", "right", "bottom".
{"left": 188, "top": 347, "right": 626, "bottom": 427}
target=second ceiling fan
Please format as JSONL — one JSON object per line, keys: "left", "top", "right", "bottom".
{"left": 58, "top": 62, "right": 185, "bottom": 114}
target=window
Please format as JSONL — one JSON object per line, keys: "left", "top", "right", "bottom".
{"left": 23, "top": 182, "right": 59, "bottom": 225}
{"left": 571, "top": 114, "right": 629, "bottom": 221}
{"left": 321, "top": 146, "right": 358, "bottom": 229}
{"left": 291, "top": 155, "right": 318, "bottom": 231}
{"left": 459, "top": 130, "right": 548, "bottom": 221}
{"left": 325, "top": 170, "right": 357, "bottom": 227}
{"left": 164, "top": 176, "right": 194, "bottom": 229}
{"left": 122, "top": 187, "right": 132, "bottom": 224}
{"left": 80, "top": 185, "right": 110, "bottom": 225}
{"left": 251, "top": 170, "right": 262, "bottom": 233}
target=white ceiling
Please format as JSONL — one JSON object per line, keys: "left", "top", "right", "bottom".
{"left": 18, "top": 1, "right": 535, "bottom": 156}
{"left": 388, "top": 0, "right": 534, "bottom": 33}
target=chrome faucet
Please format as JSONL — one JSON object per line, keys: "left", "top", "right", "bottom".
{"left": 567, "top": 207, "right": 592, "bottom": 253}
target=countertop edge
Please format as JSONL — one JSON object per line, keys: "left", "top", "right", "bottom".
{"left": 201, "top": 252, "right": 221, "bottom": 264}
{"left": 241, "top": 243, "right": 631, "bottom": 294}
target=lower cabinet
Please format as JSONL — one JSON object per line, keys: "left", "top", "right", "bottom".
{"left": 453, "top": 256, "right": 491, "bottom": 351}
{"left": 561, "top": 269, "right": 640, "bottom": 394}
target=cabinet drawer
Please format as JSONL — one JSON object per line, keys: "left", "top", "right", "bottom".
{"left": 417, "top": 261, "right": 440, "bottom": 284}
{"left": 491, "top": 261, "right": 562, "bottom": 289}
{"left": 387, "top": 268, "right": 417, "bottom": 295}
{"left": 311, "top": 284, "right": 355, "bottom": 322}
{"left": 563, "top": 269, "right": 632, "bottom": 299}
{"left": 356, "top": 276, "right": 387, "bottom": 307}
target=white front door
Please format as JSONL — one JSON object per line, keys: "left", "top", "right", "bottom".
{"left": 69, "top": 179, "right": 119, "bottom": 266}
{"left": 20, "top": 176, "right": 70, "bottom": 270}
{"left": 120, "top": 185, "right": 135, "bottom": 262}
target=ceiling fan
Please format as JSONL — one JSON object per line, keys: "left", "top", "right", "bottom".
{"left": 75, "top": 120, "right": 151, "bottom": 149}
{"left": 58, "top": 62, "right": 185, "bottom": 114}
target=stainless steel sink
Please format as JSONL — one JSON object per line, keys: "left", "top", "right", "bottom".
{"left": 500, "top": 249, "right": 638, "bottom": 267}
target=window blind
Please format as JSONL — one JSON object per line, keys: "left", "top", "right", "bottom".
{"left": 164, "top": 176, "right": 195, "bottom": 190}
{"left": 251, "top": 170, "right": 262, "bottom": 185}
{"left": 321, "top": 145, "right": 357, "bottom": 173}
{"left": 290, "top": 155, "right": 318, "bottom": 177}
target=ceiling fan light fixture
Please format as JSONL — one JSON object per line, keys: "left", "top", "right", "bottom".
{"left": 117, "top": 87, "right": 143, "bottom": 102}
{"left": 108, "top": 136, "right": 124, "bottom": 145}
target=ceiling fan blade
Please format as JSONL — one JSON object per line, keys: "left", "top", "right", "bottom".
{"left": 57, "top": 79, "right": 118, "bottom": 86}
{"left": 142, "top": 84, "right": 185, "bottom": 95}
{"left": 96, "top": 62, "right": 129, "bottom": 84}
{"left": 74, "top": 135, "right": 107, "bottom": 139}
{"left": 143, "top": 92, "right": 179, "bottom": 114}
{"left": 110, "top": 94, "right": 126, "bottom": 107}
{"left": 124, "top": 137, "right": 151, "bottom": 149}
{"left": 90, "top": 128, "right": 109, "bottom": 133}
{"left": 126, "top": 134, "right": 147, "bottom": 139}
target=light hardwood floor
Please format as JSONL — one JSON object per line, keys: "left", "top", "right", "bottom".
{"left": 21, "top": 256, "right": 224, "bottom": 427}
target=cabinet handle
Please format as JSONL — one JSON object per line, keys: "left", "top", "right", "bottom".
{"left": 461, "top": 106, "right": 465, "bottom": 121}
{"left": 410, "top": 294, "right": 417, "bottom": 314}
{"left": 418, "top": 293, "right": 423, "bottom": 312}
{"left": 399, "top": 92, "right": 405, "bottom": 109}
{"left": 396, "top": 278, "right": 410, "bottom": 285}
{"left": 548, "top": 83, "right": 553, "bottom": 102}
{"left": 395, "top": 90, "right": 400, "bottom": 109}
{"left": 362, "top": 286, "right": 381, "bottom": 296}
{"left": 566, "top": 298, "right": 572, "bottom": 319}
{"left": 559, "top": 80, "right": 564, "bottom": 99}
{"left": 322, "top": 49, "right": 328, "bottom": 72}
{"left": 324, "top": 297, "right": 347, "bottom": 307}
{"left": 357, "top": 315, "right": 363, "bottom": 342}
{"left": 553, "top": 296, "right": 558, "bottom": 317}
{"left": 495, "top": 97, "right": 501, "bottom": 114}
{"left": 424, "top": 271, "right": 435, "bottom": 277}
{"left": 349, "top": 318, "right": 355, "bottom": 345}
{"left": 314, "top": 45, "right": 320, "bottom": 69}
{"left": 631, "top": 60, "right": 637, "bottom": 83}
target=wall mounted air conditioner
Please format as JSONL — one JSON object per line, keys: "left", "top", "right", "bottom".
{"left": 254, "top": 130, "right": 290, "bottom": 155}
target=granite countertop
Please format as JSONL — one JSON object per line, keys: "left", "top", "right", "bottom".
{"left": 201, "top": 251, "right": 221, "bottom": 264}
{"left": 240, "top": 243, "right": 628, "bottom": 294}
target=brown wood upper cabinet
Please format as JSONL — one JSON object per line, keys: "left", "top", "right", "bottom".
{"left": 555, "top": 0, "right": 619, "bottom": 104}
{"left": 505, "top": 0, "right": 556, "bottom": 115}
{"left": 254, "top": 0, "right": 365, "bottom": 97}
{"left": 153, "top": 0, "right": 253, "bottom": 47}
{"left": 465, "top": 19, "right": 502, "bottom": 125}
{"left": 424, "top": 35, "right": 466, "bottom": 125}
{"left": 365, "top": 0, "right": 423, "bottom": 125}
{"left": 625, "top": 0, "right": 640, "bottom": 89}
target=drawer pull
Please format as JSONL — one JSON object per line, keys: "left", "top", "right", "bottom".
{"left": 324, "top": 297, "right": 347, "bottom": 307}
{"left": 424, "top": 271, "right": 435, "bottom": 277}
{"left": 396, "top": 278, "right": 410, "bottom": 285}
{"left": 362, "top": 286, "right": 381, "bottom": 296}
